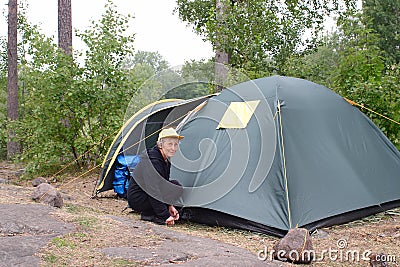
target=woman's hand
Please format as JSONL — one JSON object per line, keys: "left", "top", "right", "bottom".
{"left": 169, "top": 205, "right": 179, "bottom": 220}
{"left": 166, "top": 216, "right": 176, "bottom": 226}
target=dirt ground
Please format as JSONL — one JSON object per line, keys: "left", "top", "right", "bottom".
{"left": 0, "top": 161, "right": 399, "bottom": 267}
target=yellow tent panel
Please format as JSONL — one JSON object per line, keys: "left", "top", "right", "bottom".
{"left": 217, "top": 100, "right": 260, "bottom": 129}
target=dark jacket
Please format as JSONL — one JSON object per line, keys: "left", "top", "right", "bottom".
{"left": 127, "top": 146, "right": 171, "bottom": 220}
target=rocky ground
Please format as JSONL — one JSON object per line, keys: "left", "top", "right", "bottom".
{"left": 0, "top": 161, "right": 399, "bottom": 267}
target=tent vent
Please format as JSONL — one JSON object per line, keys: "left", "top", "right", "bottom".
{"left": 217, "top": 100, "right": 260, "bottom": 129}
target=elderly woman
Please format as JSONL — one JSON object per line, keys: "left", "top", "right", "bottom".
{"left": 127, "top": 128, "right": 183, "bottom": 225}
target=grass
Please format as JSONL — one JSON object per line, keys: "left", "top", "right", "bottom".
{"left": 72, "top": 232, "right": 87, "bottom": 238}
{"left": 43, "top": 254, "right": 58, "bottom": 264}
{"left": 64, "top": 203, "right": 80, "bottom": 213}
{"left": 52, "top": 237, "right": 75, "bottom": 249}
{"left": 77, "top": 217, "right": 97, "bottom": 228}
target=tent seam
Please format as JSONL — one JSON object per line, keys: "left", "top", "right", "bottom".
{"left": 278, "top": 99, "right": 292, "bottom": 229}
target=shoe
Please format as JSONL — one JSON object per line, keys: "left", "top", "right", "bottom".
{"left": 152, "top": 216, "right": 166, "bottom": 225}
{"left": 140, "top": 213, "right": 155, "bottom": 222}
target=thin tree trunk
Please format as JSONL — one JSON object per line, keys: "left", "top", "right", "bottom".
{"left": 215, "top": 51, "right": 230, "bottom": 91}
{"left": 58, "top": 0, "right": 72, "bottom": 161}
{"left": 58, "top": 0, "right": 72, "bottom": 54}
{"left": 215, "top": 0, "right": 230, "bottom": 92}
{"left": 7, "top": 0, "right": 20, "bottom": 160}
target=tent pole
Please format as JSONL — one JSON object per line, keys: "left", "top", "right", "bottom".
{"left": 277, "top": 99, "right": 292, "bottom": 229}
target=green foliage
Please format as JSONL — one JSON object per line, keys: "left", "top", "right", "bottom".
{"left": 362, "top": 0, "right": 400, "bottom": 64}
{"left": 283, "top": 10, "right": 400, "bottom": 149}
{"left": 282, "top": 33, "right": 340, "bottom": 87}
{"left": 169, "top": 59, "right": 258, "bottom": 97}
{"left": 124, "top": 50, "right": 171, "bottom": 106}
{"left": 2, "top": 0, "right": 398, "bottom": 175}
{"left": 11, "top": 0, "right": 137, "bottom": 176}
{"left": 176, "top": 0, "right": 357, "bottom": 75}
{"left": 0, "top": 37, "right": 6, "bottom": 73}
{"left": 377, "top": 65, "right": 400, "bottom": 147}
{"left": 0, "top": 37, "right": 7, "bottom": 159}
{"left": 126, "top": 51, "right": 169, "bottom": 73}
{"left": 329, "top": 12, "right": 395, "bottom": 143}
{"left": 172, "top": 59, "right": 217, "bottom": 98}
{"left": 123, "top": 53, "right": 181, "bottom": 120}
{"left": 332, "top": 12, "right": 385, "bottom": 94}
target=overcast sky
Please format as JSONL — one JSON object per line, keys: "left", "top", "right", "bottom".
{"left": 0, "top": 0, "right": 214, "bottom": 66}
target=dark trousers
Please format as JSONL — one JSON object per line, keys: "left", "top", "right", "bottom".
{"left": 128, "top": 180, "right": 181, "bottom": 219}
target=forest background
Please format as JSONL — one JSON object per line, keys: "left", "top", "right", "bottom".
{"left": 0, "top": 0, "right": 399, "bottom": 177}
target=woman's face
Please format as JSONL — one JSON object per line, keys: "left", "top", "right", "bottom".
{"left": 160, "top": 138, "right": 179, "bottom": 158}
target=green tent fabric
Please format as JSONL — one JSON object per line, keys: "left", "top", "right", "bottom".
{"left": 169, "top": 76, "right": 400, "bottom": 236}
{"left": 97, "top": 75, "right": 400, "bottom": 237}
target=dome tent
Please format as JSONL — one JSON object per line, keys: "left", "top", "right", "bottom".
{"left": 170, "top": 75, "right": 400, "bottom": 237}
{"left": 97, "top": 75, "right": 400, "bottom": 237}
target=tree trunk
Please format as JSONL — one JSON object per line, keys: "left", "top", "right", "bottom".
{"left": 215, "top": 51, "right": 230, "bottom": 91}
{"left": 58, "top": 0, "right": 73, "bottom": 166}
{"left": 58, "top": 0, "right": 72, "bottom": 130}
{"left": 58, "top": 0, "right": 72, "bottom": 54}
{"left": 215, "top": 0, "right": 230, "bottom": 92}
{"left": 7, "top": 0, "right": 20, "bottom": 160}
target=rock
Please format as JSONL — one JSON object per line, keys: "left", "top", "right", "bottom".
{"left": 0, "top": 178, "right": 9, "bottom": 184}
{"left": 31, "top": 183, "right": 63, "bottom": 208}
{"left": 267, "top": 261, "right": 289, "bottom": 267}
{"left": 273, "top": 228, "right": 313, "bottom": 264}
{"left": 370, "top": 253, "right": 388, "bottom": 267}
{"left": 311, "top": 229, "right": 329, "bottom": 238}
{"left": 31, "top": 177, "right": 48, "bottom": 187}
